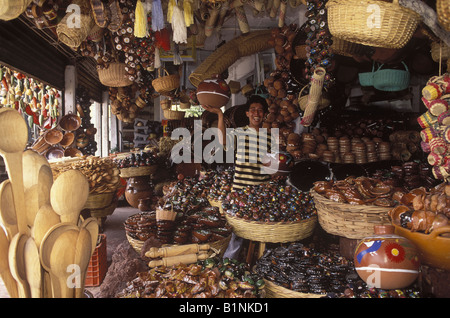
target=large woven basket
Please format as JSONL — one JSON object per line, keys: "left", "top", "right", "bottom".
{"left": 326, "top": 0, "right": 421, "bottom": 49}
{"left": 330, "top": 37, "right": 365, "bottom": 58}
{"left": 437, "top": 0, "right": 450, "bottom": 31}
{"left": 98, "top": 62, "right": 133, "bottom": 87}
{"left": 224, "top": 214, "right": 317, "bottom": 243}
{"left": 84, "top": 192, "right": 116, "bottom": 209}
{"left": 127, "top": 233, "right": 231, "bottom": 255}
{"left": 0, "top": 0, "right": 32, "bottom": 20}
{"left": 56, "top": 0, "right": 95, "bottom": 48}
{"left": 264, "top": 280, "right": 325, "bottom": 298}
{"left": 152, "top": 68, "right": 180, "bottom": 95}
{"left": 311, "top": 190, "right": 391, "bottom": 240}
{"left": 119, "top": 165, "right": 158, "bottom": 178}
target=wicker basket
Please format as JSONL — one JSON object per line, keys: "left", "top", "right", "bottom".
{"left": 160, "top": 99, "right": 172, "bottom": 110}
{"left": 431, "top": 42, "right": 450, "bottom": 62}
{"left": 326, "top": 0, "right": 421, "bottom": 49}
{"left": 373, "top": 62, "right": 410, "bottom": 92}
{"left": 224, "top": 214, "right": 317, "bottom": 243}
{"left": 98, "top": 62, "right": 133, "bottom": 87}
{"left": 152, "top": 68, "right": 180, "bottom": 95}
{"left": 56, "top": 0, "right": 96, "bottom": 48}
{"left": 84, "top": 192, "right": 116, "bottom": 209}
{"left": 163, "top": 109, "right": 185, "bottom": 120}
{"left": 437, "top": 0, "right": 450, "bottom": 31}
{"left": 127, "top": 233, "right": 231, "bottom": 255}
{"left": 330, "top": 37, "right": 365, "bottom": 58}
{"left": 311, "top": 190, "right": 391, "bottom": 240}
{"left": 0, "top": 0, "right": 32, "bottom": 20}
{"left": 264, "top": 279, "right": 325, "bottom": 298}
{"left": 119, "top": 165, "right": 158, "bottom": 178}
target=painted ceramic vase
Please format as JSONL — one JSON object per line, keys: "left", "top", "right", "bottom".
{"left": 196, "top": 74, "right": 230, "bottom": 108}
{"left": 354, "top": 225, "right": 420, "bottom": 290}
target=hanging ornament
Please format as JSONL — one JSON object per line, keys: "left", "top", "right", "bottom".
{"left": 171, "top": 1, "right": 188, "bottom": 44}
{"left": 184, "top": 0, "right": 194, "bottom": 27}
{"left": 152, "top": 0, "right": 165, "bottom": 31}
{"left": 134, "top": 0, "right": 149, "bottom": 38}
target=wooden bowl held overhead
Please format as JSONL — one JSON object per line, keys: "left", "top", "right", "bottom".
{"left": 196, "top": 75, "right": 231, "bottom": 108}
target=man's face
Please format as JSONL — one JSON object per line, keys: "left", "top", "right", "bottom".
{"left": 246, "top": 103, "right": 265, "bottom": 128}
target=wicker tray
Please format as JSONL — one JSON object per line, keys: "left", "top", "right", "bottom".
{"left": 119, "top": 165, "right": 158, "bottom": 178}
{"left": 126, "top": 233, "right": 231, "bottom": 256}
{"left": 311, "top": 190, "right": 391, "bottom": 240}
{"left": 224, "top": 214, "right": 317, "bottom": 243}
{"left": 264, "top": 279, "right": 325, "bottom": 298}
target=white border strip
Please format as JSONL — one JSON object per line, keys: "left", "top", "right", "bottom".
{"left": 355, "top": 267, "right": 419, "bottom": 274}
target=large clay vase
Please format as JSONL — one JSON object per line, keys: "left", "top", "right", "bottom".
{"left": 196, "top": 74, "right": 230, "bottom": 108}
{"left": 354, "top": 225, "right": 420, "bottom": 290}
{"left": 125, "top": 176, "right": 153, "bottom": 209}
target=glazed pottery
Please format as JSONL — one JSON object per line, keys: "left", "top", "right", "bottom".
{"left": 354, "top": 225, "right": 420, "bottom": 289}
{"left": 196, "top": 74, "right": 230, "bottom": 108}
{"left": 125, "top": 176, "right": 153, "bottom": 209}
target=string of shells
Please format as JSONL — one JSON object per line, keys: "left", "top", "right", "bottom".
{"left": 50, "top": 156, "right": 121, "bottom": 194}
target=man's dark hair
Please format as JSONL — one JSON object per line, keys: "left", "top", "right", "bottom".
{"left": 245, "top": 95, "right": 269, "bottom": 113}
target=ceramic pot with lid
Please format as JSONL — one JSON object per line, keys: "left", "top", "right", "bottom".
{"left": 125, "top": 176, "right": 153, "bottom": 209}
{"left": 354, "top": 225, "right": 420, "bottom": 290}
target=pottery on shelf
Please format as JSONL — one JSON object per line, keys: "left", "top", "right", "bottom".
{"left": 354, "top": 225, "right": 420, "bottom": 290}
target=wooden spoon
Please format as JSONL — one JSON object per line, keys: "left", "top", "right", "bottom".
{"left": 24, "top": 237, "right": 42, "bottom": 298}
{"left": 49, "top": 228, "right": 79, "bottom": 298}
{"left": 24, "top": 165, "right": 53, "bottom": 228}
{"left": 32, "top": 204, "right": 61, "bottom": 249}
{"left": 39, "top": 222, "right": 78, "bottom": 298}
{"left": 74, "top": 228, "right": 92, "bottom": 298}
{"left": 50, "top": 169, "right": 89, "bottom": 225}
{"left": 0, "top": 227, "right": 18, "bottom": 298}
{"left": 0, "top": 108, "right": 29, "bottom": 235}
{"left": 0, "top": 179, "right": 18, "bottom": 239}
{"left": 8, "top": 233, "right": 31, "bottom": 298}
{"left": 81, "top": 217, "right": 99, "bottom": 255}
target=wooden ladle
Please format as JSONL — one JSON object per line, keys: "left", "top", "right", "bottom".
{"left": 0, "top": 227, "right": 18, "bottom": 298}
{"left": 0, "top": 108, "right": 29, "bottom": 235}
{"left": 24, "top": 237, "right": 42, "bottom": 298}
{"left": 0, "top": 179, "right": 18, "bottom": 239}
{"left": 74, "top": 228, "right": 92, "bottom": 298}
{"left": 39, "top": 222, "right": 79, "bottom": 298}
{"left": 8, "top": 233, "right": 31, "bottom": 298}
{"left": 50, "top": 169, "right": 89, "bottom": 225}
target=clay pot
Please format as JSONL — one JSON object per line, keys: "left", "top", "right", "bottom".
{"left": 354, "top": 225, "right": 420, "bottom": 289}
{"left": 138, "top": 198, "right": 152, "bottom": 212}
{"left": 196, "top": 74, "right": 230, "bottom": 108}
{"left": 59, "top": 112, "right": 81, "bottom": 131}
{"left": 125, "top": 176, "right": 153, "bottom": 209}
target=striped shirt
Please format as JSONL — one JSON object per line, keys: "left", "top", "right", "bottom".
{"left": 231, "top": 126, "right": 272, "bottom": 191}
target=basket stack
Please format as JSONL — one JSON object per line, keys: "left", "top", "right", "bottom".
{"left": 311, "top": 190, "right": 391, "bottom": 239}
{"left": 326, "top": 0, "right": 420, "bottom": 49}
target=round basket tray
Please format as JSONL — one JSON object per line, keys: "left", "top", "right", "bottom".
{"left": 264, "top": 279, "right": 325, "bottom": 298}
{"left": 119, "top": 165, "right": 158, "bottom": 178}
{"left": 311, "top": 190, "right": 391, "bottom": 240}
{"left": 224, "top": 214, "right": 317, "bottom": 243}
{"left": 126, "top": 233, "right": 231, "bottom": 256}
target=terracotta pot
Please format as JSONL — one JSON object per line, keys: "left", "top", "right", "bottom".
{"left": 59, "top": 112, "right": 81, "bottom": 131}
{"left": 196, "top": 74, "right": 230, "bottom": 108}
{"left": 125, "top": 176, "right": 153, "bottom": 209}
{"left": 354, "top": 225, "right": 420, "bottom": 290}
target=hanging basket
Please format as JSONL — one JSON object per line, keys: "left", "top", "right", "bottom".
{"left": 163, "top": 109, "right": 185, "bottom": 120}
{"left": 152, "top": 68, "right": 180, "bottom": 95}
{"left": 98, "top": 62, "right": 133, "bottom": 87}
{"left": 431, "top": 42, "right": 450, "bottom": 62}
{"left": 437, "top": 0, "right": 450, "bottom": 31}
{"left": 0, "top": 0, "right": 32, "bottom": 21}
{"left": 326, "top": 0, "right": 421, "bottom": 49}
{"left": 56, "top": 0, "right": 96, "bottom": 48}
{"left": 373, "top": 61, "right": 410, "bottom": 92}
{"left": 330, "top": 37, "right": 365, "bottom": 58}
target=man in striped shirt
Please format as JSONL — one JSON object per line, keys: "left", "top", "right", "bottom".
{"left": 202, "top": 95, "right": 273, "bottom": 259}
